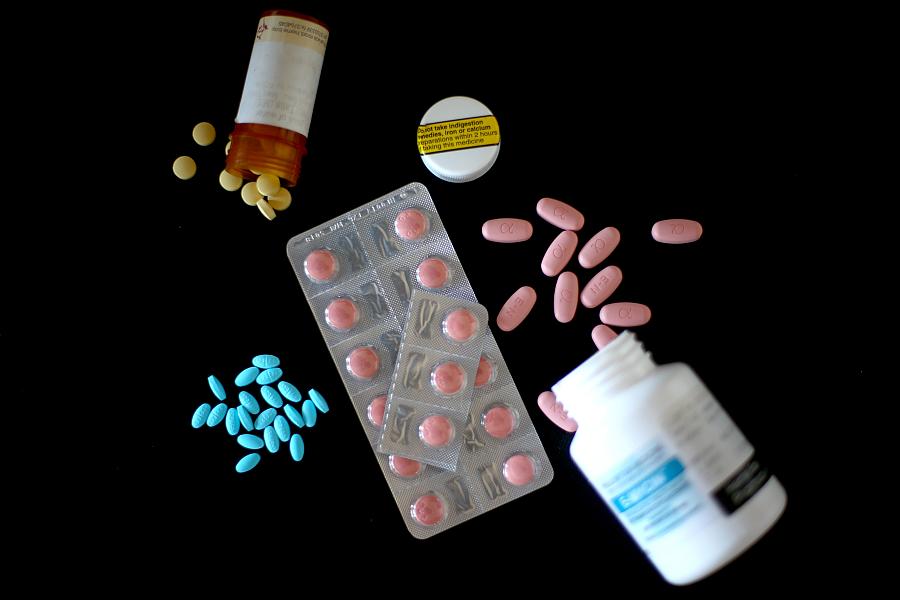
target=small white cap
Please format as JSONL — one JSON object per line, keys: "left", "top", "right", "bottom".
{"left": 417, "top": 96, "right": 500, "bottom": 183}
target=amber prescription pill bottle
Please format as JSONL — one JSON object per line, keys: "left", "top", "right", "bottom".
{"left": 226, "top": 10, "right": 329, "bottom": 187}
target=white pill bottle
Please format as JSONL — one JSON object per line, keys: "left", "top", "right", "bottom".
{"left": 553, "top": 332, "right": 787, "bottom": 585}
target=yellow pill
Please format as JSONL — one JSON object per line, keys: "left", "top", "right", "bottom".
{"left": 225, "top": 140, "right": 231, "bottom": 156}
{"left": 219, "top": 169, "right": 243, "bottom": 192}
{"left": 172, "top": 156, "right": 197, "bottom": 180}
{"left": 256, "top": 174, "right": 281, "bottom": 197}
{"left": 258, "top": 199, "right": 276, "bottom": 221}
{"left": 241, "top": 182, "right": 263, "bottom": 206}
{"left": 268, "top": 188, "right": 292, "bottom": 211}
{"left": 250, "top": 168, "right": 264, "bottom": 176}
{"left": 192, "top": 122, "right": 216, "bottom": 146}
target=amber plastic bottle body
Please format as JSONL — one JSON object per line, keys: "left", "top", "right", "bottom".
{"left": 226, "top": 10, "right": 329, "bottom": 187}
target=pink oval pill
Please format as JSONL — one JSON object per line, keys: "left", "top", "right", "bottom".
{"left": 411, "top": 493, "right": 445, "bottom": 526}
{"left": 481, "top": 218, "right": 533, "bottom": 243}
{"left": 651, "top": 219, "right": 703, "bottom": 244}
{"left": 591, "top": 324, "right": 618, "bottom": 349}
{"left": 325, "top": 297, "right": 359, "bottom": 331}
{"left": 304, "top": 249, "right": 338, "bottom": 283}
{"left": 390, "top": 454, "right": 423, "bottom": 478}
{"left": 541, "top": 230, "right": 578, "bottom": 276}
{"left": 346, "top": 346, "right": 380, "bottom": 380}
{"left": 443, "top": 308, "right": 479, "bottom": 343}
{"left": 580, "top": 265, "right": 623, "bottom": 309}
{"left": 503, "top": 454, "right": 536, "bottom": 486}
{"left": 416, "top": 257, "right": 450, "bottom": 289}
{"left": 431, "top": 361, "right": 466, "bottom": 396}
{"left": 367, "top": 395, "right": 387, "bottom": 427}
{"left": 599, "top": 302, "right": 651, "bottom": 327}
{"left": 554, "top": 271, "right": 579, "bottom": 323}
{"left": 419, "top": 415, "right": 455, "bottom": 447}
{"left": 537, "top": 391, "right": 577, "bottom": 432}
{"left": 496, "top": 286, "right": 537, "bottom": 332}
{"left": 483, "top": 405, "right": 517, "bottom": 439}
{"left": 536, "top": 197, "right": 584, "bottom": 231}
{"left": 395, "top": 208, "right": 430, "bottom": 241}
{"left": 475, "top": 355, "right": 495, "bottom": 387}
{"left": 578, "top": 226, "right": 621, "bottom": 268}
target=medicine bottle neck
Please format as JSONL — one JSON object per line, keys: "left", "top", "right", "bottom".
{"left": 552, "top": 332, "right": 656, "bottom": 424}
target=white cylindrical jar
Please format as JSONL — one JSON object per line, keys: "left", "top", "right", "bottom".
{"left": 553, "top": 332, "right": 787, "bottom": 585}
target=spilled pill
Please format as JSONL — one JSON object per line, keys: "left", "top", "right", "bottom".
{"left": 591, "top": 324, "right": 618, "bottom": 349}
{"left": 238, "top": 391, "right": 260, "bottom": 415}
{"left": 581, "top": 265, "right": 623, "bottom": 309}
{"left": 419, "top": 415, "right": 454, "bottom": 448}
{"left": 255, "top": 174, "right": 281, "bottom": 197}
{"left": 304, "top": 249, "right": 338, "bottom": 283}
{"left": 252, "top": 354, "right": 280, "bottom": 369}
{"left": 600, "top": 302, "right": 651, "bottom": 327}
{"left": 651, "top": 219, "right": 703, "bottom": 244}
{"left": 390, "top": 455, "right": 423, "bottom": 478}
{"left": 192, "top": 122, "right": 216, "bottom": 146}
{"left": 554, "top": 271, "right": 579, "bottom": 323}
{"left": 367, "top": 395, "right": 387, "bottom": 427}
{"left": 206, "top": 403, "right": 227, "bottom": 427}
{"left": 264, "top": 426, "right": 280, "bottom": 453}
{"left": 416, "top": 257, "right": 450, "bottom": 289}
{"left": 238, "top": 434, "right": 265, "bottom": 450}
{"left": 255, "top": 407, "right": 277, "bottom": 430}
{"left": 289, "top": 434, "right": 305, "bottom": 461}
{"left": 257, "top": 199, "right": 276, "bottom": 221}
{"left": 578, "top": 226, "right": 620, "bottom": 268}
{"left": 260, "top": 385, "right": 283, "bottom": 408}
{"left": 277, "top": 381, "right": 302, "bottom": 403}
{"left": 503, "top": 454, "right": 536, "bottom": 486}
{"left": 191, "top": 403, "right": 211, "bottom": 429}
{"left": 207, "top": 375, "right": 226, "bottom": 401}
{"left": 443, "top": 308, "right": 479, "bottom": 343}
{"left": 219, "top": 169, "right": 243, "bottom": 192}
{"left": 274, "top": 415, "right": 291, "bottom": 442}
{"left": 497, "top": 286, "right": 537, "bottom": 332}
{"left": 225, "top": 408, "right": 240, "bottom": 435}
{"left": 395, "top": 208, "right": 430, "bottom": 241}
{"left": 284, "top": 404, "right": 305, "bottom": 429}
{"left": 172, "top": 156, "right": 196, "bottom": 180}
{"left": 481, "top": 218, "right": 533, "bottom": 243}
{"left": 256, "top": 367, "right": 283, "bottom": 385}
{"left": 235, "top": 453, "right": 260, "bottom": 473}
{"left": 537, "top": 197, "right": 584, "bottom": 231}
{"left": 241, "top": 182, "right": 263, "bottom": 206}
{"left": 235, "top": 367, "right": 260, "bottom": 387}
{"left": 541, "top": 230, "right": 578, "bottom": 276}
{"left": 237, "top": 405, "right": 254, "bottom": 431}
{"left": 309, "top": 388, "right": 329, "bottom": 413}
{"left": 346, "top": 346, "right": 380, "bottom": 380}
{"left": 325, "top": 297, "right": 359, "bottom": 331}
{"left": 537, "top": 391, "right": 577, "bottom": 432}
{"left": 432, "top": 361, "right": 466, "bottom": 396}
{"left": 268, "top": 188, "right": 292, "bottom": 211}
{"left": 301, "top": 399, "right": 318, "bottom": 428}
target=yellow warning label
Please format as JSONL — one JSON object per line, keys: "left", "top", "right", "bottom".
{"left": 417, "top": 115, "right": 500, "bottom": 155}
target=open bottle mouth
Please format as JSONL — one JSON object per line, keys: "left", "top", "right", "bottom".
{"left": 225, "top": 122, "right": 308, "bottom": 187}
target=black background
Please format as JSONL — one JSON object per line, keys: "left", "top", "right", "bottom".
{"left": 14, "top": 1, "right": 875, "bottom": 591}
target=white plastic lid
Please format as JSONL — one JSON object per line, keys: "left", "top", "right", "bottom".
{"left": 417, "top": 96, "right": 500, "bottom": 183}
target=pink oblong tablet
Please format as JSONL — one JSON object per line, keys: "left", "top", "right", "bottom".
{"left": 537, "top": 391, "right": 577, "bottom": 432}
{"left": 419, "top": 415, "right": 455, "bottom": 447}
{"left": 325, "top": 297, "right": 359, "bottom": 331}
{"left": 554, "top": 271, "right": 579, "bottom": 323}
{"left": 431, "top": 361, "right": 466, "bottom": 396}
{"left": 481, "top": 218, "right": 533, "bottom": 243}
{"left": 416, "top": 257, "right": 450, "bottom": 289}
{"left": 600, "top": 302, "right": 651, "bottom": 327}
{"left": 367, "top": 395, "right": 387, "bottom": 427}
{"left": 304, "top": 249, "right": 338, "bottom": 283}
{"left": 496, "top": 286, "right": 537, "bottom": 332}
{"left": 578, "top": 226, "right": 621, "bottom": 268}
{"left": 395, "top": 208, "right": 430, "bottom": 240}
{"left": 541, "top": 230, "right": 578, "bottom": 276}
{"left": 580, "top": 265, "right": 623, "bottom": 308}
{"left": 346, "top": 346, "right": 380, "bottom": 380}
{"left": 412, "top": 493, "right": 445, "bottom": 526}
{"left": 591, "top": 324, "right": 618, "bottom": 349}
{"left": 536, "top": 197, "right": 584, "bottom": 231}
{"left": 651, "top": 219, "right": 703, "bottom": 244}
{"left": 483, "top": 405, "right": 517, "bottom": 439}
{"left": 443, "top": 308, "right": 479, "bottom": 343}
{"left": 503, "top": 454, "right": 536, "bottom": 486}
{"left": 475, "top": 355, "right": 495, "bottom": 387}
{"left": 390, "top": 454, "right": 423, "bottom": 478}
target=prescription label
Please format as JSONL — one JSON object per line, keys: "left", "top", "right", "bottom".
{"left": 417, "top": 116, "right": 501, "bottom": 155}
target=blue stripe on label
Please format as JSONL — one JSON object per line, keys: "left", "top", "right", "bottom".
{"left": 613, "top": 458, "right": 685, "bottom": 513}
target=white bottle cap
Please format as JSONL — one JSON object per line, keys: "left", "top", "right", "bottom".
{"left": 417, "top": 96, "right": 501, "bottom": 183}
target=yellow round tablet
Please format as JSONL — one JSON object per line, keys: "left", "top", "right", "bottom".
{"left": 219, "top": 169, "right": 242, "bottom": 192}
{"left": 224, "top": 140, "right": 231, "bottom": 156}
{"left": 172, "top": 156, "right": 197, "bottom": 180}
{"left": 256, "top": 174, "right": 281, "bottom": 197}
{"left": 241, "top": 182, "right": 263, "bottom": 206}
{"left": 192, "top": 122, "right": 216, "bottom": 146}
{"left": 268, "top": 188, "right": 292, "bottom": 211}
{"left": 258, "top": 199, "right": 276, "bottom": 221}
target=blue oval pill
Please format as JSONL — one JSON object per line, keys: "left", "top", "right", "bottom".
{"left": 207, "top": 375, "right": 226, "bottom": 401}
{"left": 238, "top": 391, "right": 260, "bottom": 415}
{"left": 252, "top": 354, "right": 280, "bottom": 369}
{"left": 290, "top": 434, "right": 305, "bottom": 462}
{"left": 284, "top": 404, "right": 305, "bottom": 429}
{"left": 301, "top": 399, "right": 317, "bottom": 428}
{"left": 274, "top": 415, "right": 291, "bottom": 442}
{"left": 236, "top": 453, "right": 260, "bottom": 473}
{"left": 237, "top": 434, "right": 265, "bottom": 450}
{"left": 278, "top": 381, "right": 301, "bottom": 403}
{"left": 256, "top": 367, "right": 283, "bottom": 385}
{"left": 207, "top": 403, "right": 227, "bottom": 427}
{"left": 255, "top": 407, "right": 277, "bottom": 430}
{"left": 260, "top": 385, "right": 283, "bottom": 408}
{"left": 264, "top": 425, "right": 280, "bottom": 453}
{"left": 192, "top": 403, "right": 211, "bottom": 428}
{"left": 237, "top": 405, "right": 254, "bottom": 431}
{"left": 235, "top": 367, "right": 260, "bottom": 387}
{"left": 225, "top": 408, "right": 240, "bottom": 435}
{"left": 309, "top": 388, "right": 330, "bottom": 413}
